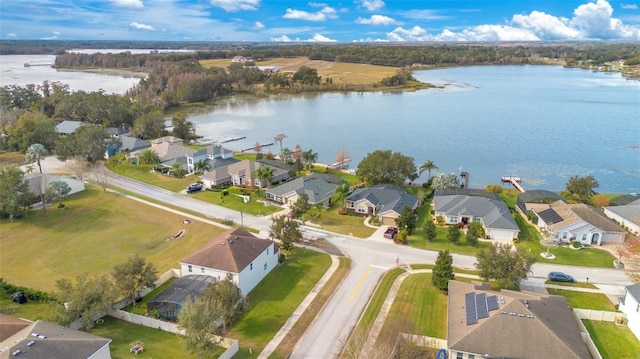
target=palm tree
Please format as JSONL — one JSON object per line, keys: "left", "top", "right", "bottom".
{"left": 419, "top": 160, "right": 439, "bottom": 182}
{"left": 193, "top": 159, "right": 211, "bottom": 175}
{"left": 302, "top": 149, "right": 318, "bottom": 173}
{"left": 274, "top": 133, "right": 287, "bottom": 152}
{"left": 252, "top": 165, "right": 273, "bottom": 188}
{"left": 331, "top": 183, "right": 349, "bottom": 210}
{"left": 170, "top": 162, "right": 185, "bottom": 178}
{"left": 138, "top": 149, "right": 160, "bottom": 165}
{"left": 25, "top": 143, "right": 48, "bottom": 174}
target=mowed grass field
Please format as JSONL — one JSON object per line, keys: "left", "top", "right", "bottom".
{"left": 0, "top": 187, "right": 225, "bottom": 292}
{"left": 200, "top": 57, "right": 399, "bottom": 86}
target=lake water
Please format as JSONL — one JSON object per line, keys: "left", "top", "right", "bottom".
{"left": 0, "top": 54, "right": 142, "bottom": 94}
{"left": 1, "top": 54, "right": 638, "bottom": 194}
{"left": 188, "top": 66, "right": 640, "bottom": 194}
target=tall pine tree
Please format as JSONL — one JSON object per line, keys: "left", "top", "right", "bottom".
{"left": 432, "top": 250, "right": 455, "bottom": 291}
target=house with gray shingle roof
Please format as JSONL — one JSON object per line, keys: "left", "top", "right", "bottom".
{"left": 226, "top": 160, "right": 290, "bottom": 188}
{"left": 535, "top": 200, "right": 626, "bottom": 245}
{"left": 266, "top": 174, "right": 346, "bottom": 207}
{"left": 0, "top": 317, "right": 112, "bottom": 359}
{"left": 55, "top": 120, "right": 84, "bottom": 135}
{"left": 434, "top": 189, "right": 519, "bottom": 241}
{"left": 447, "top": 281, "right": 592, "bottom": 359}
{"left": 345, "top": 185, "right": 419, "bottom": 225}
{"left": 186, "top": 144, "right": 235, "bottom": 174}
{"left": 604, "top": 204, "right": 640, "bottom": 236}
{"left": 179, "top": 227, "right": 280, "bottom": 294}
{"left": 106, "top": 135, "right": 151, "bottom": 158}
{"left": 619, "top": 283, "right": 640, "bottom": 341}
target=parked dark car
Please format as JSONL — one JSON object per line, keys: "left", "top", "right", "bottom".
{"left": 548, "top": 271, "right": 574, "bottom": 283}
{"left": 186, "top": 183, "right": 203, "bottom": 194}
{"left": 384, "top": 227, "right": 398, "bottom": 239}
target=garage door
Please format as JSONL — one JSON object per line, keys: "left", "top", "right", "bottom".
{"left": 490, "top": 230, "right": 515, "bottom": 240}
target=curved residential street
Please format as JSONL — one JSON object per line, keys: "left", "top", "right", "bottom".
{"left": 85, "top": 165, "right": 633, "bottom": 359}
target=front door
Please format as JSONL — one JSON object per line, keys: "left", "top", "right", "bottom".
{"left": 591, "top": 233, "right": 600, "bottom": 245}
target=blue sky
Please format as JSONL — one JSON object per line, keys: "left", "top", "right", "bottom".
{"left": 1, "top": 0, "right": 639, "bottom": 42}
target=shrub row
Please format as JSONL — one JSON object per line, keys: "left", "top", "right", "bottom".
{"left": 0, "top": 278, "right": 52, "bottom": 302}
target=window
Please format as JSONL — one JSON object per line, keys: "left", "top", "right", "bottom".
{"left": 562, "top": 232, "right": 568, "bottom": 239}
{"left": 473, "top": 218, "right": 481, "bottom": 222}
{"left": 456, "top": 353, "right": 463, "bottom": 359}
{"left": 357, "top": 205, "right": 366, "bottom": 213}
{"left": 264, "top": 263, "right": 267, "bottom": 271}
{"left": 267, "top": 248, "right": 269, "bottom": 255}
{"left": 188, "top": 265, "right": 192, "bottom": 273}
{"left": 582, "top": 233, "right": 587, "bottom": 241}
{"left": 250, "top": 263, "right": 253, "bottom": 270}
{"left": 469, "top": 355, "right": 475, "bottom": 359}
{"left": 448, "top": 216, "right": 458, "bottom": 223}
{"left": 201, "top": 267, "right": 205, "bottom": 273}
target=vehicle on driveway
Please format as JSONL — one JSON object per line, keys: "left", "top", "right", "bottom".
{"left": 186, "top": 183, "right": 203, "bottom": 194}
{"left": 383, "top": 227, "right": 398, "bottom": 239}
{"left": 548, "top": 271, "right": 574, "bottom": 283}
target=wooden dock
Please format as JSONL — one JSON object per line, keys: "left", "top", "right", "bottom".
{"left": 501, "top": 176, "right": 526, "bottom": 192}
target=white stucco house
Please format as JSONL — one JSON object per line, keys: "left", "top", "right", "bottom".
{"left": 179, "top": 227, "right": 280, "bottom": 294}
{"left": 619, "top": 283, "right": 640, "bottom": 341}
{"left": 604, "top": 204, "right": 640, "bottom": 236}
{"left": 433, "top": 189, "right": 520, "bottom": 241}
{"left": 534, "top": 200, "right": 626, "bottom": 245}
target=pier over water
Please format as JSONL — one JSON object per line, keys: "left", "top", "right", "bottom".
{"left": 501, "top": 176, "right": 526, "bottom": 192}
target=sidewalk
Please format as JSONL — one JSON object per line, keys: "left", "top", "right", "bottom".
{"left": 258, "top": 255, "right": 340, "bottom": 359}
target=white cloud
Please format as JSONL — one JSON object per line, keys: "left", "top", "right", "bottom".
{"left": 307, "top": 33, "right": 337, "bottom": 42}
{"left": 271, "top": 35, "right": 292, "bottom": 42}
{"left": 209, "top": 0, "right": 259, "bottom": 12}
{"left": 356, "top": 15, "right": 400, "bottom": 25}
{"left": 360, "top": 0, "right": 384, "bottom": 11}
{"left": 53, "top": 31, "right": 61, "bottom": 36}
{"left": 512, "top": 11, "right": 580, "bottom": 39}
{"left": 386, "top": 0, "right": 640, "bottom": 41}
{"left": 253, "top": 21, "right": 265, "bottom": 30}
{"left": 129, "top": 22, "right": 157, "bottom": 31}
{"left": 6, "top": 33, "right": 17, "bottom": 38}
{"left": 620, "top": 3, "right": 638, "bottom": 10}
{"left": 283, "top": 6, "right": 337, "bottom": 21}
{"left": 110, "top": 0, "right": 143, "bottom": 9}
{"left": 401, "top": 9, "right": 448, "bottom": 20}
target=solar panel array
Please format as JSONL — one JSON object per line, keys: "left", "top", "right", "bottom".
{"left": 465, "top": 292, "right": 500, "bottom": 326}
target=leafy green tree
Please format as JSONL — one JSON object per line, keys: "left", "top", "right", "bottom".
{"left": 280, "top": 147, "right": 292, "bottom": 163}
{"left": 194, "top": 159, "right": 211, "bottom": 175}
{"left": 111, "top": 254, "right": 158, "bottom": 307}
{"left": 138, "top": 149, "right": 160, "bottom": 165}
{"left": 290, "top": 193, "right": 311, "bottom": 218}
{"left": 419, "top": 160, "right": 439, "bottom": 182}
{"left": 467, "top": 222, "right": 485, "bottom": 243}
{"left": 475, "top": 243, "right": 536, "bottom": 288}
{"left": 395, "top": 206, "right": 417, "bottom": 234}
{"left": 565, "top": 174, "right": 599, "bottom": 202}
{"left": 432, "top": 250, "right": 455, "bottom": 291}
{"left": 292, "top": 66, "right": 320, "bottom": 86}
{"left": 170, "top": 162, "right": 185, "bottom": 178}
{"left": 179, "top": 295, "right": 222, "bottom": 357}
{"left": 52, "top": 273, "right": 117, "bottom": 330}
{"left": 207, "top": 276, "right": 246, "bottom": 332}
{"left": 252, "top": 165, "right": 273, "bottom": 188}
{"left": 447, "top": 225, "right": 460, "bottom": 243}
{"left": 465, "top": 228, "right": 479, "bottom": 247}
{"left": 423, "top": 220, "right": 437, "bottom": 243}
{"left": 8, "top": 111, "right": 56, "bottom": 152}
{"left": 132, "top": 109, "right": 165, "bottom": 139}
{"left": 25, "top": 143, "right": 48, "bottom": 174}
{"left": 269, "top": 214, "right": 302, "bottom": 251}
{"left": 0, "top": 165, "right": 32, "bottom": 219}
{"left": 55, "top": 125, "right": 109, "bottom": 163}
{"left": 301, "top": 149, "right": 318, "bottom": 173}
{"left": 47, "top": 180, "right": 71, "bottom": 205}
{"left": 171, "top": 114, "right": 199, "bottom": 143}
{"left": 430, "top": 173, "right": 460, "bottom": 191}
{"left": 356, "top": 150, "right": 416, "bottom": 186}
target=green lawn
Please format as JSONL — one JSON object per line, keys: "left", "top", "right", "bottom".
{"left": 379, "top": 273, "right": 448, "bottom": 341}
{"left": 306, "top": 206, "right": 376, "bottom": 238}
{"left": 228, "top": 248, "right": 331, "bottom": 358}
{"left": 546, "top": 288, "right": 617, "bottom": 311}
{"left": 0, "top": 187, "right": 225, "bottom": 292}
{"left": 0, "top": 296, "right": 54, "bottom": 322}
{"left": 88, "top": 316, "right": 221, "bottom": 359}
{"left": 190, "top": 188, "right": 281, "bottom": 216}
{"left": 110, "top": 162, "right": 195, "bottom": 192}
{"left": 582, "top": 320, "right": 640, "bottom": 359}
{"left": 544, "top": 280, "right": 597, "bottom": 289}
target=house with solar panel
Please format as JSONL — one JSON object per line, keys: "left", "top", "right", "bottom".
{"left": 433, "top": 189, "right": 520, "bottom": 241}
{"left": 179, "top": 227, "right": 280, "bottom": 295}
{"left": 528, "top": 200, "right": 625, "bottom": 245}
{"left": 447, "top": 281, "right": 592, "bottom": 359}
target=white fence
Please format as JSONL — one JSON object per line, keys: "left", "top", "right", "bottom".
{"left": 104, "top": 268, "right": 239, "bottom": 359}
{"left": 574, "top": 308, "right": 627, "bottom": 322}
{"left": 573, "top": 309, "right": 603, "bottom": 359}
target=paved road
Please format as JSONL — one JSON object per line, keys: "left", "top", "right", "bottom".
{"left": 96, "top": 171, "right": 632, "bottom": 359}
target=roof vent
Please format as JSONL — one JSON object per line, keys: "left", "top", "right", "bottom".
{"left": 27, "top": 341, "right": 34, "bottom": 347}
{"left": 510, "top": 312, "right": 517, "bottom": 316}
{"left": 11, "top": 349, "right": 21, "bottom": 356}
{"left": 527, "top": 315, "right": 535, "bottom": 319}
{"left": 518, "top": 313, "right": 525, "bottom": 317}
{"left": 220, "top": 241, "right": 226, "bottom": 245}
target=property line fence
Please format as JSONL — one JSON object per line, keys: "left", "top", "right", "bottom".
{"left": 573, "top": 308, "right": 628, "bottom": 359}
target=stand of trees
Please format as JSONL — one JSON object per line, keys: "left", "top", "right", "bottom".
{"left": 475, "top": 243, "right": 536, "bottom": 288}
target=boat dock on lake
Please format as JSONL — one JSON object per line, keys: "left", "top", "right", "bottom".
{"left": 501, "top": 176, "right": 526, "bottom": 192}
